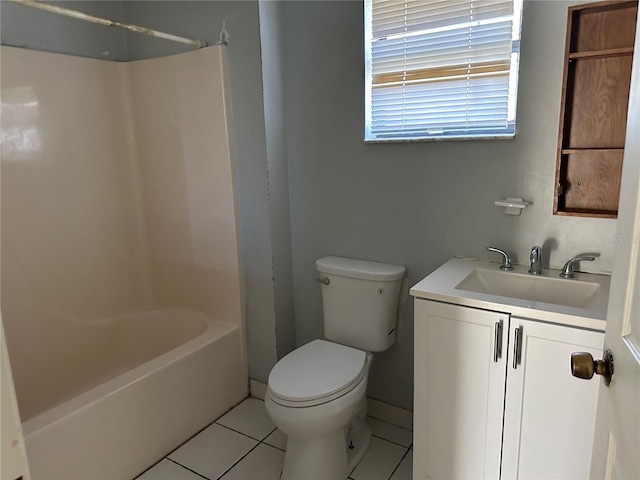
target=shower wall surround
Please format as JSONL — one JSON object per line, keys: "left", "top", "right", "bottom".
{"left": 1, "top": 45, "right": 246, "bottom": 422}
{"left": 1, "top": 0, "right": 278, "bottom": 385}
{"left": 127, "top": 49, "right": 243, "bottom": 324}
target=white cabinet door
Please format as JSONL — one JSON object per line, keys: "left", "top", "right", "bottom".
{"left": 501, "top": 319, "right": 604, "bottom": 480}
{"left": 413, "top": 299, "right": 509, "bottom": 480}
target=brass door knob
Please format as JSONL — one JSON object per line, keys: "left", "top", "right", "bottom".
{"left": 571, "top": 349, "right": 614, "bottom": 386}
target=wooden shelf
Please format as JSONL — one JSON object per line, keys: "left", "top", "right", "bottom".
{"left": 553, "top": 1, "right": 637, "bottom": 218}
{"left": 569, "top": 47, "right": 634, "bottom": 60}
{"left": 561, "top": 148, "right": 624, "bottom": 154}
{"left": 554, "top": 210, "right": 618, "bottom": 219}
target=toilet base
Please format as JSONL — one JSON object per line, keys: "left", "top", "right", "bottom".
{"left": 279, "top": 419, "right": 373, "bottom": 480}
{"left": 346, "top": 416, "right": 372, "bottom": 472}
{"left": 281, "top": 430, "right": 349, "bottom": 480}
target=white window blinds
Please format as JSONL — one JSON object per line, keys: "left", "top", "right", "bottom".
{"left": 365, "top": 0, "right": 523, "bottom": 141}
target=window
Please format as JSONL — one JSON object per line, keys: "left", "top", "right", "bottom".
{"left": 365, "top": 0, "right": 524, "bottom": 141}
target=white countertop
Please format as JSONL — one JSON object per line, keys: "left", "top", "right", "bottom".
{"left": 410, "top": 258, "right": 610, "bottom": 331}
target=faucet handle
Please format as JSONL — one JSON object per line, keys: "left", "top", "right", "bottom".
{"left": 486, "top": 247, "right": 514, "bottom": 271}
{"left": 571, "top": 255, "right": 596, "bottom": 262}
{"left": 560, "top": 255, "right": 596, "bottom": 278}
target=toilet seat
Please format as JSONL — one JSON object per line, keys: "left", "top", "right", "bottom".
{"left": 268, "top": 339, "right": 367, "bottom": 408}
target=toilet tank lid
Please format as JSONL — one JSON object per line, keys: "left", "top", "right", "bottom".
{"left": 316, "top": 256, "right": 406, "bottom": 281}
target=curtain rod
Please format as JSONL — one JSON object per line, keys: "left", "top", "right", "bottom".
{"left": 10, "top": 0, "right": 207, "bottom": 49}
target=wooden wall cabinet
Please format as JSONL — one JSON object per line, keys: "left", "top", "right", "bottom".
{"left": 554, "top": 1, "right": 638, "bottom": 218}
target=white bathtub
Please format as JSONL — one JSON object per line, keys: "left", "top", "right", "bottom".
{"left": 21, "top": 308, "right": 247, "bottom": 480}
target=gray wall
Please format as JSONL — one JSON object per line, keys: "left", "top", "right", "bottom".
{"left": 280, "top": 0, "right": 617, "bottom": 410}
{"left": 259, "top": 0, "right": 296, "bottom": 359}
{"left": 0, "top": 1, "right": 128, "bottom": 61}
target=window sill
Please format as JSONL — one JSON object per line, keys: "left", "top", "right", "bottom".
{"left": 363, "top": 133, "right": 516, "bottom": 144}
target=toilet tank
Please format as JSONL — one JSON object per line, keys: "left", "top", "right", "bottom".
{"left": 316, "top": 256, "right": 406, "bottom": 352}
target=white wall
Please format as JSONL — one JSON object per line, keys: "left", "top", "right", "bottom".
{"left": 280, "top": 0, "right": 618, "bottom": 410}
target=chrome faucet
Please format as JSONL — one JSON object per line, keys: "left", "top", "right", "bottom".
{"left": 528, "top": 245, "right": 544, "bottom": 275}
{"left": 560, "top": 255, "right": 596, "bottom": 278}
{"left": 486, "top": 247, "right": 514, "bottom": 271}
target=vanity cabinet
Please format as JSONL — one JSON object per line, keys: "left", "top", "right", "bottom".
{"left": 413, "top": 299, "right": 604, "bottom": 480}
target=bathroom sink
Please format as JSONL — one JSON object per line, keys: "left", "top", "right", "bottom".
{"left": 455, "top": 268, "right": 601, "bottom": 309}
{"left": 411, "top": 258, "right": 610, "bottom": 329}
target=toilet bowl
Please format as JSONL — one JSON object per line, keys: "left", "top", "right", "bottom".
{"left": 265, "top": 339, "right": 372, "bottom": 480}
{"left": 264, "top": 256, "right": 406, "bottom": 480}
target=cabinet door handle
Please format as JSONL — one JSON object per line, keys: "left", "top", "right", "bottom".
{"left": 513, "top": 327, "right": 522, "bottom": 369}
{"left": 493, "top": 320, "right": 503, "bottom": 362}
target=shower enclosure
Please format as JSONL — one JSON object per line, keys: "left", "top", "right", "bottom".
{"left": 1, "top": 16, "right": 247, "bottom": 479}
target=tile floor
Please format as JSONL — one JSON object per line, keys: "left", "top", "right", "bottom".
{"left": 135, "top": 397, "right": 413, "bottom": 480}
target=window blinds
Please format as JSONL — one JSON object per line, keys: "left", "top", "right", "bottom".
{"left": 365, "top": 0, "right": 523, "bottom": 141}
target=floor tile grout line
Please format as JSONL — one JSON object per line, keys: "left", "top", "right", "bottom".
{"left": 350, "top": 437, "right": 410, "bottom": 480}
{"left": 133, "top": 457, "right": 164, "bottom": 479}
{"left": 260, "top": 426, "right": 283, "bottom": 450}
{"left": 213, "top": 441, "right": 264, "bottom": 480}
{"left": 165, "top": 457, "right": 212, "bottom": 480}
{"left": 134, "top": 397, "right": 259, "bottom": 479}
{"left": 214, "top": 420, "right": 276, "bottom": 442}
{"left": 260, "top": 428, "right": 286, "bottom": 452}
{"left": 260, "top": 439, "right": 286, "bottom": 452}
{"left": 138, "top": 396, "right": 414, "bottom": 480}
{"left": 264, "top": 426, "right": 278, "bottom": 441}
{"left": 169, "top": 426, "right": 211, "bottom": 458}
{"left": 366, "top": 415, "right": 413, "bottom": 433}
{"left": 385, "top": 446, "right": 412, "bottom": 480}
{"left": 135, "top": 416, "right": 222, "bottom": 479}
{"left": 164, "top": 416, "right": 223, "bottom": 460}
{"left": 367, "top": 417, "right": 413, "bottom": 431}
{"left": 370, "top": 432, "right": 413, "bottom": 449}
{"left": 164, "top": 423, "right": 269, "bottom": 480}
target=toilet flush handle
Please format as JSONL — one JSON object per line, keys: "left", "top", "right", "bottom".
{"left": 315, "top": 277, "right": 330, "bottom": 285}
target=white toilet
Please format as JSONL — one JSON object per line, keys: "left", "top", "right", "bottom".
{"left": 265, "top": 256, "right": 406, "bottom": 480}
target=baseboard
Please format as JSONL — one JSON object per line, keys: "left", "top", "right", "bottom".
{"left": 366, "top": 397, "right": 413, "bottom": 431}
{"left": 249, "top": 379, "right": 413, "bottom": 431}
